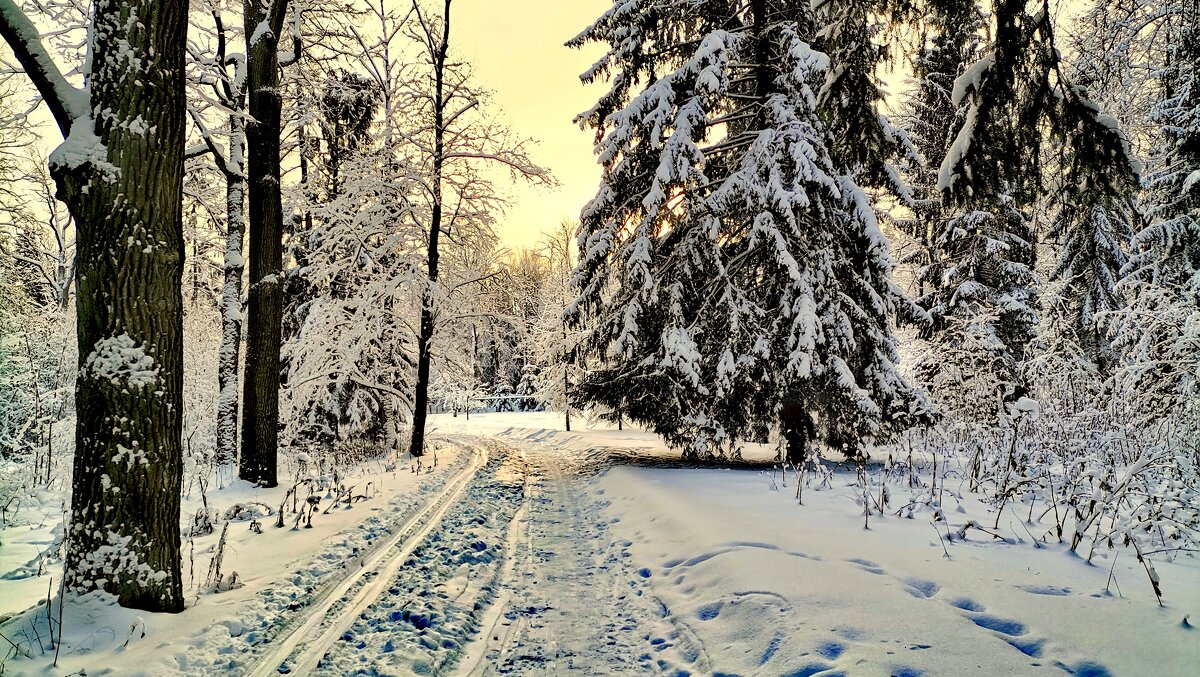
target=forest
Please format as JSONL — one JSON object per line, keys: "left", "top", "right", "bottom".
{"left": 0, "top": 0, "right": 1197, "bottom": 675}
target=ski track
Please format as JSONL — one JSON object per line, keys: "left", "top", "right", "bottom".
{"left": 176, "top": 437, "right": 1154, "bottom": 676}
{"left": 173, "top": 443, "right": 476, "bottom": 675}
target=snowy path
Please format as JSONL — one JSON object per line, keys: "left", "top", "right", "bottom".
{"left": 455, "top": 444, "right": 697, "bottom": 676}
{"left": 308, "top": 441, "right": 693, "bottom": 675}
{"left": 249, "top": 444, "right": 485, "bottom": 676}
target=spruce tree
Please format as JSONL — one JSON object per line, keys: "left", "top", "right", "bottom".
{"left": 1111, "top": 0, "right": 1200, "bottom": 430}
{"left": 924, "top": 0, "right": 1140, "bottom": 408}
{"left": 568, "top": 0, "right": 929, "bottom": 460}
{"left": 1127, "top": 0, "right": 1200, "bottom": 288}
{"left": 898, "top": 0, "right": 983, "bottom": 287}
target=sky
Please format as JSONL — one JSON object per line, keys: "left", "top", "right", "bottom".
{"left": 455, "top": 0, "right": 609, "bottom": 250}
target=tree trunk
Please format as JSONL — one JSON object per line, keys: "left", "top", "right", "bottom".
{"left": 409, "top": 0, "right": 452, "bottom": 459}
{"left": 562, "top": 323, "right": 571, "bottom": 432}
{"left": 216, "top": 113, "right": 246, "bottom": 467}
{"left": 56, "top": 0, "right": 187, "bottom": 612}
{"left": 240, "top": 0, "right": 290, "bottom": 487}
{"left": 780, "top": 399, "right": 814, "bottom": 465}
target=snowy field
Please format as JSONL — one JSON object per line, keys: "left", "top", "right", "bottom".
{"left": 1, "top": 412, "right": 1197, "bottom": 675}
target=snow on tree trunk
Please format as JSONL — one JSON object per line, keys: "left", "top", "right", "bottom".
{"left": 217, "top": 113, "right": 246, "bottom": 467}
{"left": 240, "top": 0, "right": 291, "bottom": 487}
{"left": 17, "top": 0, "right": 190, "bottom": 612}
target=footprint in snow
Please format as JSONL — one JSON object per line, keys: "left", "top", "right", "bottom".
{"left": 1054, "top": 660, "right": 1114, "bottom": 677}
{"left": 1018, "top": 584, "right": 1072, "bottom": 596}
{"left": 816, "top": 640, "right": 845, "bottom": 660}
{"left": 948, "top": 597, "right": 984, "bottom": 612}
{"left": 696, "top": 601, "right": 723, "bottom": 621}
{"left": 846, "top": 558, "right": 885, "bottom": 575}
{"left": 1005, "top": 636, "right": 1046, "bottom": 658}
{"left": 902, "top": 577, "right": 941, "bottom": 599}
{"left": 968, "top": 614, "right": 1027, "bottom": 636}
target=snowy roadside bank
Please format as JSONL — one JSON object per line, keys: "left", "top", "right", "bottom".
{"left": 439, "top": 413, "right": 1200, "bottom": 676}
{"left": 596, "top": 464, "right": 1199, "bottom": 676}
{"left": 0, "top": 439, "right": 469, "bottom": 675}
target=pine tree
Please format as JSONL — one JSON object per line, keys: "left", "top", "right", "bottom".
{"left": 568, "top": 0, "right": 929, "bottom": 461}
{"left": 925, "top": 0, "right": 1140, "bottom": 408}
{"left": 1110, "top": 0, "right": 1200, "bottom": 430}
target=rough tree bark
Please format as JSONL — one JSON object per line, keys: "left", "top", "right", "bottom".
{"left": 240, "top": 0, "right": 291, "bottom": 486}
{"left": 0, "top": 0, "right": 188, "bottom": 611}
{"left": 217, "top": 113, "right": 246, "bottom": 467}
{"left": 190, "top": 13, "right": 249, "bottom": 469}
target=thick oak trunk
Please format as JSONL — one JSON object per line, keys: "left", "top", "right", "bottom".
{"left": 57, "top": 0, "right": 188, "bottom": 612}
{"left": 240, "top": 0, "right": 290, "bottom": 487}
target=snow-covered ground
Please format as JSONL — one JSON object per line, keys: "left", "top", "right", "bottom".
{"left": 1, "top": 412, "right": 1196, "bottom": 675}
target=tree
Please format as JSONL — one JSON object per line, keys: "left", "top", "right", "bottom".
{"left": 405, "top": 0, "right": 550, "bottom": 459}
{"left": 568, "top": 0, "right": 929, "bottom": 461}
{"left": 240, "top": 0, "right": 292, "bottom": 487}
{"left": 282, "top": 72, "right": 418, "bottom": 449}
{"left": 535, "top": 220, "right": 582, "bottom": 430}
{"left": 1126, "top": 0, "right": 1200, "bottom": 289}
{"left": 926, "top": 0, "right": 1140, "bottom": 407}
{"left": 187, "top": 3, "right": 251, "bottom": 467}
{"left": 897, "top": 0, "right": 983, "bottom": 286}
{"left": 0, "top": 0, "right": 188, "bottom": 611}
{"left": 1110, "top": 0, "right": 1200, "bottom": 432}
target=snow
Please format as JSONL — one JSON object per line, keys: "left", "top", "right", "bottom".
{"left": 82, "top": 333, "right": 158, "bottom": 389}
{"left": 47, "top": 114, "right": 120, "bottom": 183}
{"left": 952, "top": 54, "right": 994, "bottom": 106}
{"left": 1, "top": 414, "right": 1195, "bottom": 675}
{"left": 0, "top": 444, "right": 470, "bottom": 675}
{"left": 1183, "top": 169, "right": 1200, "bottom": 195}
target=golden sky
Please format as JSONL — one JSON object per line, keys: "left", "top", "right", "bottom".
{"left": 456, "top": 0, "right": 609, "bottom": 251}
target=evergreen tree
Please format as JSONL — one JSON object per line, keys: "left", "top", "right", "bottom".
{"left": 1127, "top": 0, "right": 1200, "bottom": 288}
{"left": 924, "top": 0, "right": 1140, "bottom": 408}
{"left": 897, "top": 0, "right": 983, "bottom": 287}
{"left": 813, "top": 0, "right": 915, "bottom": 199}
{"left": 1110, "top": 0, "right": 1200, "bottom": 431}
{"left": 568, "top": 0, "right": 930, "bottom": 461}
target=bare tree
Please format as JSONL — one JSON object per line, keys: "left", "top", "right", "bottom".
{"left": 187, "top": 3, "right": 250, "bottom": 467}
{"left": 405, "top": 0, "right": 551, "bottom": 458}
{"left": 240, "top": 0, "right": 292, "bottom": 486}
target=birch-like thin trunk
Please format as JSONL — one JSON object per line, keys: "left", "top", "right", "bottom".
{"left": 409, "top": 0, "right": 451, "bottom": 459}
{"left": 216, "top": 113, "right": 246, "bottom": 467}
